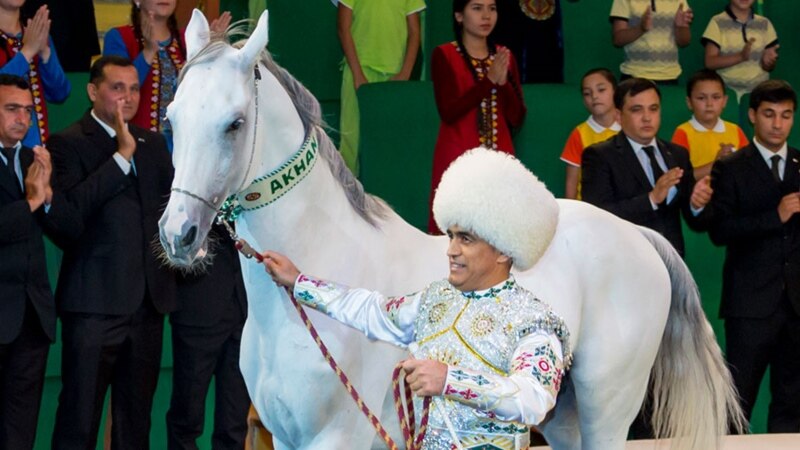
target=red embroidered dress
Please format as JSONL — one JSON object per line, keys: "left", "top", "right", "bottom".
{"left": 429, "top": 42, "right": 526, "bottom": 233}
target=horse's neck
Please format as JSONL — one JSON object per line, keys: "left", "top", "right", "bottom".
{"left": 241, "top": 158, "right": 391, "bottom": 277}
{"left": 236, "top": 66, "right": 446, "bottom": 291}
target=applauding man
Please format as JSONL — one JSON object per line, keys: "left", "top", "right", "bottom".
{"left": 0, "top": 74, "right": 76, "bottom": 450}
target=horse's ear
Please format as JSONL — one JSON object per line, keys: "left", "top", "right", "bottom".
{"left": 238, "top": 10, "right": 269, "bottom": 70}
{"left": 186, "top": 8, "right": 210, "bottom": 62}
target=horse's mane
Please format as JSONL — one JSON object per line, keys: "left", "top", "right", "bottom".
{"left": 180, "top": 23, "right": 389, "bottom": 227}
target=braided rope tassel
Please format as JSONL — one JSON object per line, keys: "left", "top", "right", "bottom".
{"left": 240, "top": 241, "right": 431, "bottom": 449}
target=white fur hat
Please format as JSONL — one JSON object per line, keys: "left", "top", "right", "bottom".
{"left": 432, "top": 148, "right": 559, "bottom": 271}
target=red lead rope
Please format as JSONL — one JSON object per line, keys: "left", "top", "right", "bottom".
{"left": 238, "top": 241, "right": 431, "bottom": 449}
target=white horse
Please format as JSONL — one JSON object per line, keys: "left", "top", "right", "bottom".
{"left": 159, "top": 10, "right": 743, "bottom": 450}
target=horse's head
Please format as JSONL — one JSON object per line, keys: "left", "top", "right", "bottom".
{"left": 159, "top": 9, "right": 273, "bottom": 268}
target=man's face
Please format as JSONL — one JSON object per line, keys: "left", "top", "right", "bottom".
{"left": 446, "top": 225, "right": 510, "bottom": 292}
{"left": 0, "top": 85, "right": 33, "bottom": 148}
{"left": 617, "top": 88, "right": 661, "bottom": 145}
{"left": 87, "top": 64, "right": 140, "bottom": 126}
{"left": 749, "top": 100, "right": 795, "bottom": 152}
{"left": 687, "top": 80, "right": 728, "bottom": 129}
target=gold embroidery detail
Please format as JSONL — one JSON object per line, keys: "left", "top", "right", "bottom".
{"left": 452, "top": 327, "right": 506, "bottom": 376}
{"left": 428, "top": 302, "right": 448, "bottom": 325}
{"left": 427, "top": 348, "right": 460, "bottom": 367}
{"left": 471, "top": 314, "right": 495, "bottom": 337}
{"left": 419, "top": 298, "right": 507, "bottom": 376}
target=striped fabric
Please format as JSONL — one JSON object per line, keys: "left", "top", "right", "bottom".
{"left": 702, "top": 8, "right": 778, "bottom": 97}
{"left": 610, "top": 0, "right": 687, "bottom": 80}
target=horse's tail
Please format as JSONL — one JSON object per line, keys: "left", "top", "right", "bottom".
{"left": 637, "top": 226, "right": 746, "bottom": 449}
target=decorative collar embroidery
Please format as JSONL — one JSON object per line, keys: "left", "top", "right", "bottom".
{"left": 461, "top": 278, "right": 516, "bottom": 300}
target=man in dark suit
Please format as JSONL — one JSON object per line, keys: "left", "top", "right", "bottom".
{"left": 49, "top": 56, "right": 176, "bottom": 450}
{"left": 582, "top": 77, "right": 713, "bottom": 257}
{"left": 0, "top": 74, "right": 76, "bottom": 450}
{"left": 709, "top": 79, "right": 800, "bottom": 432}
{"left": 166, "top": 225, "right": 250, "bottom": 450}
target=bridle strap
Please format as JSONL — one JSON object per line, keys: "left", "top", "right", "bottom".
{"left": 170, "top": 187, "right": 218, "bottom": 212}
{"left": 170, "top": 64, "right": 262, "bottom": 214}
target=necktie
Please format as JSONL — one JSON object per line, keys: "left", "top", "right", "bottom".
{"left": 771, "top": 154, "right": 782, "bottom": 182}
{"left": 642, "top": 145, "right": 664, "bottom": 185}
{"left": 1, "top": 146, "right": 16, "bottom": 179}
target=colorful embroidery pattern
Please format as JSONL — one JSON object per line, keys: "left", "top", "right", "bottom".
{"left": 461, "top": 279, "right": 515, "bottom": 300}
{"left": 529, "top": 343, "right": 563, "bottom": 395}
{"left": 444, "top": 385, "right": 479, "bottom": 401}
{"left": 471, "top": 313, "right": 495, "bottom": 337}
{"left": 449, "top": 369, "right": 492, "bottom": 386}
{"left": 147, "top": 38, "right": 184, "bottom": 132}
{"left": 458, "top": 434, "right": 521, "bottom": 450}
{"left": 0, "top": 30, "right": 47, "bottom": 144}
{"left": 426, "top": 348, "right": 460, "bottom": 367}
{"left": 477, "top": 421, "right": 529, "bottom": 435}
{"left": 295, "top": 274, "right": 345, "bottom": 313}
{"left": 454, "top": 43, "right": 498, "bottom": 150}
{"left": 511, "top": 351, "right": 533, "bottom": 372}
{"left": 427, "top": 302, "right": 448, "bottom": 325}
{"left": 384, "top": 296, "right": 407, "bottom": 326}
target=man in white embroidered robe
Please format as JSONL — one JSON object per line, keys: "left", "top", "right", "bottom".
{"left": 263, "top": 148, "right": 572, "bottom": 450}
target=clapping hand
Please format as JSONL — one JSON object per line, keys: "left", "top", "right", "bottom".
{"left": 640, "top": 6, "right": 653, "bottom": 32}
{"left": 210, "top": 11, "right": 232, "bottom": 37}
{"left": 674, "top": 3, "right": 693, "bottom": 28}
{"left": 140, "top": 8, "right": 160, "bottom": 63}
{"left": 487, "top": 47, "right": 510, "bottom": 86}
{"left": 32, "top": 145, "right": 53, "bottom": 204}
{"left": 716, "top": 143, "right": 735, "bottom": 160}
{"left": 741, "top": 38, "right": 755, "bottom": 62}
{"left": 762, "top": 45, "right": 779, "bottom": 71}
{"left": 650, "top": 167, "right": 683, "bottom": 205}
{"left": 690, "top": 175, "right": 713, "bottom": 210}
{"left": 21, "top": 5, "right": 51, "bottom": 63}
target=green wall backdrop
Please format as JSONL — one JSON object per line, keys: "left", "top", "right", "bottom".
{"left": 30, "top": 1, "right": 800, "bottom": 448}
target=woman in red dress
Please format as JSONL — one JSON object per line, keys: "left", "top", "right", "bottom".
{"left": 429, "top": 0, "right": 526, "bottom": 233}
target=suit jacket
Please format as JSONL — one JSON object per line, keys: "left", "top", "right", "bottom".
{"left": 50, "top": 111, "right": 176, "bottom": 316}
{"left": 171, "top": 223, "right": 247, "bottom": 327}
{"left": 709, "top": 143, "right": 800, "bottom": 319}
{"left": 581, "top": 132, "right": 708, "bottom": 256}
{"left": 0, "top": 146, "right": 79, "bottom": 343}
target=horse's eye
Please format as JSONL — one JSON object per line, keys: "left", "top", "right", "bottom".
{"left": 227, "top": 118, "right": 245, "bottom": 132}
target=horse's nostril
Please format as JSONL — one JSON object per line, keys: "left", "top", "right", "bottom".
{"left": 181, "top": 225, "right": 198, "bottom": 247}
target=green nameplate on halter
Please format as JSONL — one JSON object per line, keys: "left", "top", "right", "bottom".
{"left": 237, "top": 134, "right": 318, "bottom": 211}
